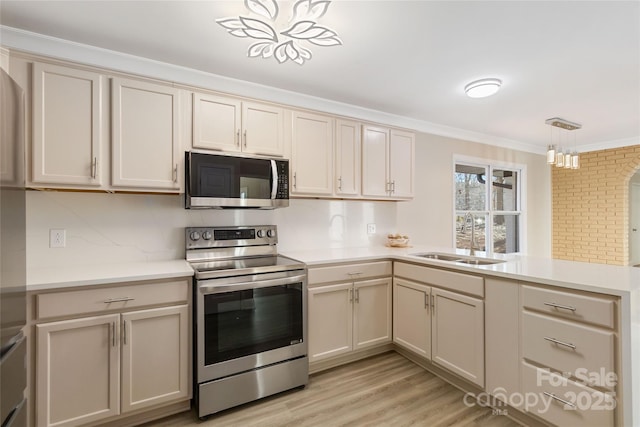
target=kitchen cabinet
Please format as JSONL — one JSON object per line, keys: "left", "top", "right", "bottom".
{"left": 308, "top": 262, "right": 392, "bottom": 363}
{"left": 33, "top": 279, "right": 190, "bottom": 427}
{"left": 519, "top": 283, "right": 617, "bottom": 427}
{"left": 362, "top": 125, "right": 414, "bottom": 199}
{"left": 112, "top": 77, "right": 182, "bottom": 191}
{"left": 393, "top": 278, "right": 431, "bottom": 358}
{"left": 334, "top": 119, "right": 361, "bottom": 197}
{"left": 32, "top": 62, "right": 106, "bottom": 187}
{"left": 291, "top": 111, "right": 334, "bottom": 196}
{"left": 192, "top": 92, "right": 284, "bottom": 157}
{"left": 393, "top": 262, "right": 484, "bottom": 388}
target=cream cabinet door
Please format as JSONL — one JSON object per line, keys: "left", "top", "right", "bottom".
{"left": 32, "top": 63, "right": 104, "bottom": 186}
{"left": 112, "top": 77, "right": 181, "bottom": 190}
{"left": 335, "top": 119, "right": 361, "bottom": 197}
{"left": 241, "top": 101, "right": 284, "bottom": 157}
{"left": 361, "top": 124, "right": 389, "bottom": 198}
{"left": 353, "top": 278, "right": 392, "bottom": 350}
{"left": 121, "top": 305, "right": 190, "bottom": 413}
{"left": 389, "top": 129, "right": 414, "bottom": 198}
{"left": 431, "top": 288, "right": 485, "bottom": 387}
{"left": 36, "top": 314, "right": 120, "bottom": 427}
{"left": 308, "top": 283, "right": 353, "bottom": 362}
{"left": 192, "top": 93, "right": 242, "bottom": 152}
{"left": 291, "top": 111, "right": 333, "bottom": 195}
{"left": 393, "top": 278, "right": 431, "bottom": 359}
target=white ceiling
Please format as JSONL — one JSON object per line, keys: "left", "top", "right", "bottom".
{"left": 1, "top": 1, "right": 639, "bottom": 153}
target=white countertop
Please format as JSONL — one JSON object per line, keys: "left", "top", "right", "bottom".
{"left": 26, "top": 245, "right": 640, "bottom": 297}
{"left": 283, "top": 245, "right": 640, "bottom": 297}
{"left": 27, "top": 259, "right": 194, "bottom": 291}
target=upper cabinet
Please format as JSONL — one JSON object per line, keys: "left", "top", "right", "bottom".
{"left": 291, "top": 111, "right": 334, "bottom": 196}
{"left": 32, "top": 62, "right": 106, "bottom": 187}
{"left": 192, "top": 92, "right": 284, "bottom": 157}
{"left": 335, "top": 119, "right": 361, "bottom": 197}
{"left": 112, "top": 77, "right": 181, "bottom": 191}
{"left": 362, "top": 125, "right": 414, "bottom": 199}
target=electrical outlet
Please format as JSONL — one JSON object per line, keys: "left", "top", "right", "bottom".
{"left": 50, "top": 229, "right": 66, "bottom": 248}
{"left": 367, "top": 223, "right": 376, "bottom": 234}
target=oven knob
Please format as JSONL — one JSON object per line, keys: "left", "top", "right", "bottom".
{"left": 202, "top": 231, "right": 212, "bottom": 240}
{"left": 257, "top": 229, "right": 266, "bottom": 238}
{"left": 190, "top": 231, "right": 201, "bottom": 241}
{"left": 267, "top": 229, "right": 276, "bottom": 238}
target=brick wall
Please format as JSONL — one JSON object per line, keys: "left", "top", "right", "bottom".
{"left": 552, "top": 145, "right": 640, "bottom": 265}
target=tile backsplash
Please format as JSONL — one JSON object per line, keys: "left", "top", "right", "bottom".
{"left": 26, "top": 191, "right": 397, "bottom": 270}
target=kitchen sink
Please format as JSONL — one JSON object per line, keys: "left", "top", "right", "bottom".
{"left": 413, "top": 253, "right": 464, "bottom": 262}
{"left": 455, "top": 258, "right": 505, "bottom": 265}
{"left": 411, "top": 252, "right": 505, "bottom": 265}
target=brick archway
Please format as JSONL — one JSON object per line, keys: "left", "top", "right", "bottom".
{"left": 552, "top": 145, "right": 640, "bottom": 265}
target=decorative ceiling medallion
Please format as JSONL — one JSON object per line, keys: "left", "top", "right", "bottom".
{"left": 216, "top": 0, "right": 342, "bottom": 65}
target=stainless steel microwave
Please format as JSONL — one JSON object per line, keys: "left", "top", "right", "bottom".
{"left": 185, "top": 152, "right": 289, "bottom": 209}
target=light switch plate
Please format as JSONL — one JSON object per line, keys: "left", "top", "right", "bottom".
{"left": 50, "top": 229, "right": 66, "bottom": 248}
{"left": 367, "top": 223, "right": 376, "bottom": 234}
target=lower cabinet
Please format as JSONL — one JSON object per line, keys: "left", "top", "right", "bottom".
{"left": 392, "top": 277, "right": 484, "bottom": 387}
{"left": 308, "top": 262, "right": 392, "bottom": 364}
{"left": 32, "top": 279, "right": 191, "bottom": 427}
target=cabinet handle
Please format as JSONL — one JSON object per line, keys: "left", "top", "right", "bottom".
{"left": 293, "top": 172, "right": 297, "bottom": 189}
{"left": 431, "top": 294, "right": 435, "bottom": 313}
{"left": 104, "top": 297, "right": 135, "bottom": 304}
{"left": 391, "top": 180, "right": 396, "bottom": 193}
{"left": 173, "top": 164, "right": 178, "bottom": 182}
{"left": 349, "top": 288, "right": 353, "bottom": 303}
{"left": 91, "top": 157, "right": 98, "bottom": 179}
{"left": 111, "top": 322, "right": 116, "bottom": 347}
{"left": 385, "top": 181, "right": 390, "bottom": 193}
{"left": 123, "top": 321, "right": 127, "bottom": 345}
{"left": 236, "top": 129, "right": 240, "bottom": 147}
{"left": 543, "top": 302, "right": 577, "bottom": 312}
{"left": 354, "top": 288, "right": 359, "bottom": 303}
{"left": 424, "top": 292, "right": 429, "bottom": 310}
{"left": 543, "top": 336, "right": 576, "bottom": 350}
{"left": 338, "top": 176, "right": 343, "bottom": 191}
{"left": 347, "top": 272, "right": 363, "bottom": 277}
{"left": 543, "top": 392, "right": 576, "bottom": 409}
{"left": 243, "top": 130, "right": 247, "bottom": 148}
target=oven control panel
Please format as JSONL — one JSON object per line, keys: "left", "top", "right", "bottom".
{"left": 186, "top": 225, "right": 277, "bottom": 249}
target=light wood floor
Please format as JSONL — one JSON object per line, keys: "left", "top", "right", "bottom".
{"left": 143, "top": 352, "right": 521, "bottom": 427}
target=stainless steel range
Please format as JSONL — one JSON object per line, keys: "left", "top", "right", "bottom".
{"left": 186, "top": 225, "right": 308, "bottom": 418}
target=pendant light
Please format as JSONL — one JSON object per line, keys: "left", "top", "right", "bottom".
{"left": 545, "top": 118, "right": 581, "bottom": 170}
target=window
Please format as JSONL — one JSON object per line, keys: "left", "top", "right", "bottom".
{"left": 454, "top": 160, "right": 523, "bottom": 254}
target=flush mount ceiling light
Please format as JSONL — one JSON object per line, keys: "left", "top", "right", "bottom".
{"left": 545, "top": 117, "right": 582, "bottom": 169}
{"left": 464, "top": 78, "right": 502, "bottom": 98}
{"left": 216, "top": 0, "right": 342, "bottom": 65}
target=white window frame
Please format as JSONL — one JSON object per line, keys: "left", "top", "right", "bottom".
{"left": 453, "top": 155, "right": 527, "bottom": 255}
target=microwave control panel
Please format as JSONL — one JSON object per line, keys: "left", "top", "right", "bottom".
{"left": 276, "top": 160, "right": 289, "bottom": 199}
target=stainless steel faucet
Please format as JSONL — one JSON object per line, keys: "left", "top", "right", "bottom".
{"left": 464, "top": 212, "right": 476, "bottom": 256}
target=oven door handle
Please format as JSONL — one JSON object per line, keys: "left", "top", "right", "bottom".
{"left": 199, "top": 274, "right": 306, "bottom": 294}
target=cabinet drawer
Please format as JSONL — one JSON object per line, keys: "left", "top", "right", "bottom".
{"left": 36, "top": 279, "right": 190, "bottom": 320}
{"left": 521, "top": 362, "right": 615, "bottom": 427}
{"left": 394, "top": 262, "right": 483, "bottom": 297}
{"left": 308, "top": 261, "right": 392, "bottom": 285}
{"left": 522, "top": 285, "right": 616, "bottom": 329}
{"left": 522, "top": 312, "right": 615, "bottom": 389}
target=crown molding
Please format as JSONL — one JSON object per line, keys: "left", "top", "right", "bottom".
{"left": 577, "top": 137, "right": 640, "bottom": 153}
{"left": 0, "top": 25, "right": 547, "bottom": 154}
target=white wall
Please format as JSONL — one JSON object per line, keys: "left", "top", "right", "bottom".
{"left": 397, "top": 132, "right": 551, "bottom": 257}
{"left": 26, "top": 191, "right": 397, "bottom": 270}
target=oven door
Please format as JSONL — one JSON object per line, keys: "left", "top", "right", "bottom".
{"left": 196, "top": 270, "right": 307, "bottom": 383}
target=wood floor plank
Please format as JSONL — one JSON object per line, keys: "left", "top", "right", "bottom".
{"left": 141, "top": 352, "right": 521, "bottom": 427}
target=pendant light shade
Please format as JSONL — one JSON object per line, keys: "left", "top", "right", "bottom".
{"left": 545, "top": 118, "right": 581, "bottom": 171}
{"left": 546, "top": 145, "right": 556, "bottom": 164}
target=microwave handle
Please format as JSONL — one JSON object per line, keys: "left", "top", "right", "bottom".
{"left": 271, "top": 160, "right": 278, "bottom": 199}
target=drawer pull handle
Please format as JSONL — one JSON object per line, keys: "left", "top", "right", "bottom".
{"left": 111, "top": 322, "right": 116, "bottom": 347}
{"left": 544, "top": 336, "right": 576, "bottom": 350}
{"left": 347, "top": 272, "right": 363, "bottom": 276}
{"left": 104, "top": 297, "right": 135, "bottom": 304}
{"left": 543, "top": 392, "right": 576, "bottom": 409}
{"left": 543, "top": 301, "right": 577, "bottom": 312}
